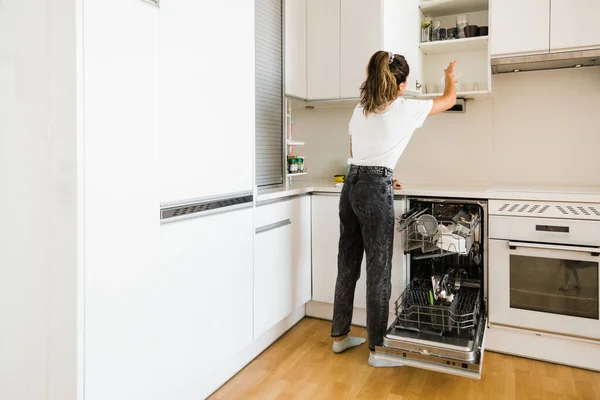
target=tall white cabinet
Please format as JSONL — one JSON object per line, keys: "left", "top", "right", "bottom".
{"left": 1, "top": 0, "right": 161, "bottom": 399}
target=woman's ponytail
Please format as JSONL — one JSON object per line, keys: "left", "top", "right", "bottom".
{"left": 359, "top": 50, "right": 410, "bottom": 116}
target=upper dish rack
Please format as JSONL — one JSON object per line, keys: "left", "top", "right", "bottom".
{"left": 398, "top": 207, "right": 480, "bottom": 259}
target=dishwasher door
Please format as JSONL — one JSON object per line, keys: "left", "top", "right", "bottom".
{"left": 375, "top": 316, "right": 487, "bottom": 379}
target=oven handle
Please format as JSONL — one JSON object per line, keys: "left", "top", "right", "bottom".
{"left": 508, "top": 241, "right": 600, "bottom": 256}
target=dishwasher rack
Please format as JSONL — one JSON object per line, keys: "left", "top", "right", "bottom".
{"left": 398, "top": 207, "right": 480, "bottom": 259}
{"left": 394, "top": 279, "right": 481, "bottom": 334}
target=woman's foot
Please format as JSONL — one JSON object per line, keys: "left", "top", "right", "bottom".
{"left": 332, "top": 336, "right": 366, "bottom": 353}
{"left": 368, "top": 352, "right": 403, "bottom": 368}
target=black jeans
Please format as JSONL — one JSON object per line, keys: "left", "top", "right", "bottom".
{"left": 331, "top": 165, "right": 395, "bottom": 351}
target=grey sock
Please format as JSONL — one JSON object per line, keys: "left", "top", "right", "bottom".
{"left": 332, "top": 336, "right": 366, "bottom": 353}
{"left": 368, "top": 353, "right": 404, "bottom": 368}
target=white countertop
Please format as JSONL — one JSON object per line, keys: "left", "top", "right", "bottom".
{"left": 257, "top": 180, "right": 600, "bottom": 204}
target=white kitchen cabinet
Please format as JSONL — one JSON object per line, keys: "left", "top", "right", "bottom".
{"left": 254, "top": 196, "right": 311, "bottom": 338}
{"left": 490, "top": 0, "right": 550, "bottom": 56}
{"left": 285, "top": 0, "right": 307, "bottom": 98}
{"left": 385, "top": 0, "right": 422, "bottom": 95}
{"left": 159, "top": 208, "right": 254, "bottom": 400}
{"left": 340, "top": 0, "right": 422, "bottom": 98}
{"left": 160, "top": 0, "right": 254, "bottom": 204}
{"left": 3, "top": 0, "right": 162, "bottom": 399}
{"left": 306, "top": 0, "right": 341, "bottom": 99}
{"left": 340, "top": 0, "right": 382, "bottom": 98}
{"left": 303, "top": 0, "right": 421, "bottom": 100}
{"left": 311, "top": 195, "right": 405, "bottom": 311}
{"left": 550, "top": 0, "right": 600, "bottom": 52}
{"left": 83, "top": 2, "right": 161, "bottom": 399}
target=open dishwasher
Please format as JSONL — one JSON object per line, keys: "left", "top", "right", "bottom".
{"left": 374, "top": 197, "right": 488, "bottom": 379}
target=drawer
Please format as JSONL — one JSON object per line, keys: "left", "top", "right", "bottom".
{"left": 489, "top": 215, "right": 600, "bottom": 246}
{"left": 256, "top": 196, "right": 309, "bottom": 229}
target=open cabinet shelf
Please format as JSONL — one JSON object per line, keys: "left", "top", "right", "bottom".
{"left": 416, "top": 1, "right": 491, "bottom": 100}
{"left": 419, "top": 90, "right": 490, "bottom": 99}
{"left": 419, "top": 36, "right": 488, "bottom": 55}
{"left": 420, "top": 0, "right": 489, "bottom": 18}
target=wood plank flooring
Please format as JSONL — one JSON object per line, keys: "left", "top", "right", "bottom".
{"left": 210, "top": 318, "right": 599, "bottom": 400}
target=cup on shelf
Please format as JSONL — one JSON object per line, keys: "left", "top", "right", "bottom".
{"left": 464, "top": 25, "right": 479, "bottom": 38}
{"left": 478, "top": 26, "right": 489, "bottom": 36}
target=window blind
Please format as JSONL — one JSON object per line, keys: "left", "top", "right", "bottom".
{"left": 255, "top": 0, "right": 284, "bottom": 187}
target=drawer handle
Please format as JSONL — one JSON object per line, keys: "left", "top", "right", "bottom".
{"left": 536, "top": 225, "right": 569, "bottom": 233}
{"left": 256, "top": 219, "right": 291, "bottom": 234}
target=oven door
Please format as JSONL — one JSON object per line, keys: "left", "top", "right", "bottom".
{"left": 489, "top": 239, "right": 600, "bottom": 340}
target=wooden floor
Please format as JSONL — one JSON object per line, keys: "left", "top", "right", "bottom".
{"left": 210, "top": 318, "right": 599, "bottom": 400}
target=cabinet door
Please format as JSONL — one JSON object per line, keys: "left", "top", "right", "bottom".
{"left": 159, "top": 208, "right": 254, "bottom": 400}
{"left": 160, "top": 0, "right": 254, "bottom": 204}
{"left": 254, "top": 197, "right": 311, "bottom": 339}
{"left": 312, "top": 195, "right": 343, "bottom": 304}
{"left": 307, "top": 0, "right": 341, "bottom": 99}
{"left": 382, "top": 0, "right": 422, "bottom": 95}
{"left": 83, "top": 1, "right": 160, "bottom": 399}
{"left": 311, "top": 195, "right": 405, "bottom": 310}
{"left": 340, "top": 0, "right": 382, "bottom": 99}
{"left": 551, "top": 0, "right": 600, "bottom": 52}
{"left": 490, "top": 0, "right": 550, "bottom": 56}
{"left": 285, "top": 0, "right": 307, "bottom": 98}
{"left": 294, "top": 196, "right": 313, "bottom": 306}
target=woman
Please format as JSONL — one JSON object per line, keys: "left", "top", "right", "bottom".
{"left": 330, "top": 51, "right": 457, "bottom": 367}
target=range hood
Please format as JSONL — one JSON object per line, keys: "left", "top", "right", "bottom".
{"left": 491, "top": 49, "right": 600, "bottom": 74}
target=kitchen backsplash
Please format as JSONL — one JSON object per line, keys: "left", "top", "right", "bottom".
{"left": 291, "top": 66, "right": 600, "bottom": 187}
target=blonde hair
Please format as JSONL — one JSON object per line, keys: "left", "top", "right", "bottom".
{"left": 359, "top": 51, "right": 410, "bottom": 116}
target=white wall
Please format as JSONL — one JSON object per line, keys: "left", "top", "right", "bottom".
{"left": 291, "top": 67, "right": 600, "bottom": 187}
{"left": 0, "top": 1, "right": 78, "bottom": 399}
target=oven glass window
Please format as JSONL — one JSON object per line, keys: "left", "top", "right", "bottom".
{"left": 510, "top": 255, "right": 599, "bottom": 320}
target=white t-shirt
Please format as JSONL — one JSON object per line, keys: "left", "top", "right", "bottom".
{"left": 348, "top": 98, "right": 433, "bottom": 169}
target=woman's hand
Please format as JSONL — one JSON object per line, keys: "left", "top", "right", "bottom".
{"left": 445, "top": 60, "right": 458, "bottom": 79}
{"left": 429, "top": 60, "right": 458, "bottom": 116}
{"left": 393, "top": 179, "right": 403, "bottom": 190}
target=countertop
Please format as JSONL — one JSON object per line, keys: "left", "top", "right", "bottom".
{"left": 257, "top": 180, "right": 600, "bottom": 204}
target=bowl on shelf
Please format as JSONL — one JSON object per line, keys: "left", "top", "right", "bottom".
{"left": 478, "top": 26, "right": 488, "bottom": 36}
{"left": 464, "top": 25, "right": 479, "bottom": 38}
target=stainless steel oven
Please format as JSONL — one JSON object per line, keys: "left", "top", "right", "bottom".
{"left": 488, "top": 200, "right": 600, "bottom": 341}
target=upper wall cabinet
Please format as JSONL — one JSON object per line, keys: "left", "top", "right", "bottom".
{"left": 550, "top": 0, "right": 600, "bottom": 52}
{"left": 285, "top": 0, "right": 307, "bottom": 98}
{"left": 490, "top": 0, "right": 549, "bottom": 56}
{"left": 491, "top": 0, "right": 600, "bottom": 57}
{"left": 340, "top": 0, "right": 422, "bottom": 99}
{"left": 418, "top": 0, "right": 491, "bottom": 97}
{"left": 306, "top": 0, "right": 341, "bottom": 100}
{"left": 294, "top": 0, "right": 491, "bottom": 101}
{"left": 303, "top": 0, "right": 422, "bottom": 100}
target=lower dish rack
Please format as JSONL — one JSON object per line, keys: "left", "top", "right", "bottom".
{"left": 394, "top": 279, "right": 481, "bottom": 335}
